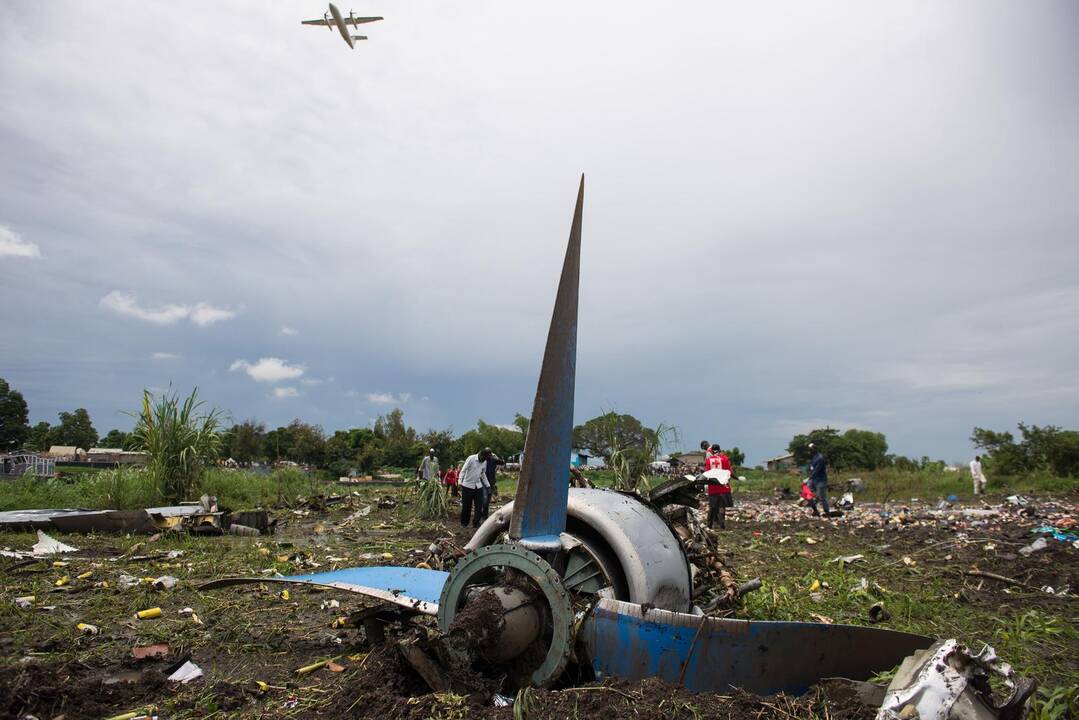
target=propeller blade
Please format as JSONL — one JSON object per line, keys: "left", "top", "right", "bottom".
{"left": 509, "top": 175, "right": 584, "bottom": 549}
{"left": 201, "top": 566, "right": 449, "bottom": 615}
{"left": 580, "top": 599, "right": 933, "bottom": 695}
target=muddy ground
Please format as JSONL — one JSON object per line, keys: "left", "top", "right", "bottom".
{"left": 1, "top": 485, "right": 1076, "bottom": 719}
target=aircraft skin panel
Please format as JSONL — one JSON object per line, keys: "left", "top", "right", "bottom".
{"left": 201, "top": 566, "right": 449, "bottom": 615}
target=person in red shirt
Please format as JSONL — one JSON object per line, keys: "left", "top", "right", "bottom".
{"left": 704, "top": 443, "right": 733, "bottom": 529}
{"left": 442, "top": 465, "right": 460, "bottom": 497}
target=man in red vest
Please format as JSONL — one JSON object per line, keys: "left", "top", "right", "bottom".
{"left": 704, "top": 443, "right": 733, "bottom": 529}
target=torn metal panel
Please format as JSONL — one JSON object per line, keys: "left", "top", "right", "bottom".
{"left": 580, "top": 598, "right": 933, "bottom": 696}
{"left": 201, "top": 566, "right": 449, "bottom": 615}
{"left": 0, "top": 508, "right": 102, "bottom": 531}
{"left": 51, "top": 510, "right": 155, "bottom": 534}
{"left": 877, "top": 639, "right": 1036, "bottom": 720}
{"left": 510, "top": 176, "right": 584, "bottom": 548}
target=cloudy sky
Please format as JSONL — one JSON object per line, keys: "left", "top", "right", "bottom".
{"left": 2, "top": 1, "right": 1077, "bottom": 464}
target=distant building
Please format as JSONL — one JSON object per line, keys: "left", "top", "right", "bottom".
{"left": 672, "top": 450, "right": 707, "bottom": 467}
{"left": 87, "top": 448, "right": 149, "bottom": 466}
{"left": 47, "top": 446, "right": 86, "bottom": 460}
{"left": 765, "top": 453, "right": 797, "bottom": 471}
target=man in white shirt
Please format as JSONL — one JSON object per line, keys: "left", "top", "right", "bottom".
{"left": 459, "top": 449, "right": 492, "bottom": 527}
{"left": 970, "top": 456, "right": 987, "bottom": 495}
{"left": 417, "top": 449, "right": 439, "bottom": 482}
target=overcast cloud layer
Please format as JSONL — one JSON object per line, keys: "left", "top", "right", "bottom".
{"left": 2, "top": 1, "right": 1077, "bottom": 464}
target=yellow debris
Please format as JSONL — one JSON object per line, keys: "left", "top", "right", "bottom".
{"left": 77, "top": 571, "right": 93, "bottom": 580}
{"left": 135, "top": 607, "right": 162, "bottom": 620}
{"left": 809, "top": 579, "right": 821, "bottom": 592}
{"left": 55, "top": 575, "right": 70, "bottom": 587}
{"left": 280, "top": 590, "right": 290, "bottom": 601}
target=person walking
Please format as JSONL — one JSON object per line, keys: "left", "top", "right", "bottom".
{"left": 480, "top": 447, "right": 505, "bottom": 520}
{"left": 970, "top": 455, "right": 987, "bottom": 495}
{"left": 459, "top": 449, "right": 492, "bottom": 528}
{"left": 703, "top": 444, "right": 733, "bottom": 529}
{"left": 442, "top": 464, "right": 460, "bottom": 497}
{"left": 806, "top": 443, "right": 831, "bottom": 517}
{"left": 417, "top": 448, "right": 439, "bottom": 483}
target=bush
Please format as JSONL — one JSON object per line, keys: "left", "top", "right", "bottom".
{"left": 129, "top": 388, "right": 223, "bottom": 503}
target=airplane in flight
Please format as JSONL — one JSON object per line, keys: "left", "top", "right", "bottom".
{"left": 302, "top": 3, "right": 383, "bottom": 49}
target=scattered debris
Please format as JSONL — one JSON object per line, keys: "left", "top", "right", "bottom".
{"left": 131, "top": 644, "right": 170, "bottom": 659}
{"left": 876, "top": 639, "right": 1035, "bottom": 719}
{"left": 166, "top": 660, "right": 203, "bottom": 684}
{"left": 135, "top": 607, "right": 162, "bottom": 620}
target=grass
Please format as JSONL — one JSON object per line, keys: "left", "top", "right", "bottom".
{"left": 0, "top": 479, "right": 1075, "bottom": 718}
{"left": 0, "top": 468, "right": 322, "bottom": 511}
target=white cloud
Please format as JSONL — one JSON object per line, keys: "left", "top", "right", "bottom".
{"left": 150, "top": 351, "right": 179, "bottom": 360}
{"left": 100, "top": 291, "right": 235, "bottom": 326}
{"left": 301, "top": 378, "right": 323, "bottom": 386}
{"left": 229, "top": 357, "right": 305, "bottom": 383}
{"left": 365, "top": 392, "right": 411, "bottom": 404}
{"left": 279, "top": 326, "right": 298, "bottom": 336}
{"left": 189, "top": 303, "right": 236, "bottom": 326}
{"left": 0, "top": 225, "right": 41, "bottom": 259}
{"left": 272, "top": 386, "right": 299, "bottom": 398}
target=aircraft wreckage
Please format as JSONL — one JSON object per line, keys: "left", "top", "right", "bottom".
{"left": 204, "top": 177, "right": 934, "bottom": 695}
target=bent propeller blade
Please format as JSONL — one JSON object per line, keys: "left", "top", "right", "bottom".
{"left": 509, "top": 175, "right": 584, "bottom": 549}
{"left": 581, "top": 599, "right": 933, "bottom": 695}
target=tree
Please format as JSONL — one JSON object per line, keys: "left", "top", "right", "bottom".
{"left": 100, "top": 429, "right": 130, "bottom": 449}
{"left": 788, "top": 427, "right": 888, "bottom": 470}
{"left": 788, "top": 428, "right": 841, "bottom": 466}
{"left": 420, "top": 428, "right": 456, "bottom": 465}
{"left": 263, "top": 426, "right": 295, "bottom": 462}
{"left": 289, "top": 419, "right": 326, "bottom": 465}
{"left": 25, "top": 421, "right": 53, "bottom": 452}
{"left": 229, "top": 420, "right": 266, "bottom": 465}
{"left": 0, "top": 378, "right": 30, "bottom": 451}
{"left": 513, "top": 413, "right": 530, "bottom": 438}
{"left": 573, "top": 413, "right": 651, "bottom": 460}
{"left": 374, "top": 409, "right": 423, "bottom": 468}
{"left": 718, "top": 446, "right": 745, "bottom": 467}
{"left": 453, "top": 420, "right": 526, "bottom": 461}
{"left": 973, "top": 423, "right": 1079, "bottom": 477}
{"left": 53, "top": 408, "right": 98, "bottom": 449}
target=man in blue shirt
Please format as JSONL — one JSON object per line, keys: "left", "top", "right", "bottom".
{"left": 807, "top": 443, "right": 831, "bottom": 517}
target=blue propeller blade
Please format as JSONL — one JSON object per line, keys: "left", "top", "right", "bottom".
{"left": 509, "top": 175, "right": 584, "bottom": 549}
{"left": 580, "top": 599, "right": 933, "bottom": 695}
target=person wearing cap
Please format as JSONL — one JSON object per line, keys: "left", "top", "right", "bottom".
{"left": 806, "top": 443, "right": 831, "bottom": 517}
{"left": 459, "top": 448, "right": 492, "bottom": 527}
{"left": 703, "top": 443, "right": 734, "bottom": 529}
{"left": 417, "top": 448, "right": 440, "bottom": 483}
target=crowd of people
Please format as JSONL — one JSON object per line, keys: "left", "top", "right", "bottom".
{"left": 416, "top": 447, "right": 506, "bottom": 528}
{"left": 417, "top": 439, "right": 849, "bottom": 531}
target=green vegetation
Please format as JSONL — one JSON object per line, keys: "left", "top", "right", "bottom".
{"left": 129, "top": 388, "right": 223, "bottom": 503}
{"left": 415, "top": 478, "right": 450, "bottom": 519}
{"left": 0, "top": 467, "right": 319, "bottom": 511}
{"left": 0, "top": 378, "right": 30, "bottom": 451}
{"left": 972, "top": 423, "right": 1079, "bottom": 478}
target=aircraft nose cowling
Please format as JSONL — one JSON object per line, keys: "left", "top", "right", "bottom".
{"left": 467, "top": 487, "right": 693, "bottom": 613}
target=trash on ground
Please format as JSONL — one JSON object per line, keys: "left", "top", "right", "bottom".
{"left": 76, "top": 622, "right": 99, "bottom": 635}
{"left": 132, "top": 643, "right": 170, "bottom": 659}
{"left": 135, "top": 607, "right": 162, "bottom": 620}
{"left": 151, "top": 575, "right": 178, "bottom": 590}
{"left": 166, "top": 660, "right": 204, "bottom": 684}
{"left": 1018, "top": 537, "right": 1048, "bottom": 556}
